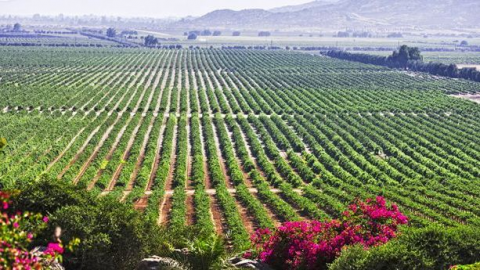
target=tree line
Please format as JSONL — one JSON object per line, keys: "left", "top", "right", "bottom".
{"left": 324, "top": 45, "right": 480, "bottom": 83}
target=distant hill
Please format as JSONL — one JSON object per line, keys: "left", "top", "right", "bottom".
{"left": 171, "top": 0, "right": 480, "bottom": 32}
{"left": 269, "top": 0, "right": 339, "bottom": 13}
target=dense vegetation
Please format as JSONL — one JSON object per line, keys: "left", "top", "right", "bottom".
{"left": 330, "top": 225, "right": 480, "bottom": 270}
{"left": 0, "top": 47, "right": 479, "bottom": 268}
{"left": 325, "top": 46, "right": 480, "bottom": 82}
{"left": 8, "top": 180, "right": 226, "bottom": 270}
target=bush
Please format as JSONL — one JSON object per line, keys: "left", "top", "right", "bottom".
{"left": 1, "top": 191, "right": 66, "bottom": 269}
{"left": 12, "top": 180, "right": 162, "bottom": 269}
{"left": 329, "top": 225, "right": 480, "bottom": 270}
{"left": 247, "top": 197, "right": 408, "bottom": 270}
{"left": 11, "top": 179, "right": 229, "bottom": 269}
{"left": 451, "top": 262, "right": 480, "bottom": 270}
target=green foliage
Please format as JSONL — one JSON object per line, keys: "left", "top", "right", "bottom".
{"left": 12, "top": 179, "right": 229, "bottom": 270}
{"left": 389, "top": 45, "right": 423, "bottom": 68}
{"left": 329, "top": 225, "right": 480, "bottom": 270}
{"left": 0, "top": 137, "right": 6, "bottom": 154}
{"left": 171, "top": 233, "right": 227, "bottom": 270}
{"left": 106, "top": 28, "right": 116, "bottom": 38}
{"left": 13, "top": 23, "right": 21, "bottom": 32}
{"left": 451, "top": 262, "right": 480, "bottom": 270}
{"left": 144, "top": 35, "right": 158, "bottom": 46}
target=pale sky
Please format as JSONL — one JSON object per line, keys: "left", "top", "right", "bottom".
{"left": 0, "top": 0, "right": 312, "bottom": 18}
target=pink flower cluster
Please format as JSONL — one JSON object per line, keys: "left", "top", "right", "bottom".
{"left": 0, "top": 191, "right": 63, "bottom": 270}
{"left": 246, "top": 196, "right": 408, "bottom": 270}
{"left": 44, "top": 243, "right": 64, "bottom": 257}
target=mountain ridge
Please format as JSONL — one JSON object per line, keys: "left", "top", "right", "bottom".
{"left": 170, "top": 0, "right": 480, "bottom": 32}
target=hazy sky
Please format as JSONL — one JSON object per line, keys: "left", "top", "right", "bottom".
{"left": 0, "top": 0, "right": 311, "bottom": 18}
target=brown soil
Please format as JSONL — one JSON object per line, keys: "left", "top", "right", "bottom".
{"left": 72, "top": 115, "right": 122, "bottom": 185}
{"left": 146, "top": 121, "right": 168, "bottom": 191}
{"left": 209, "top": 194, "right": 227, "bottom": 235}
{"left": 186, "top": 194, "right": 195, "bottom": 226}
{"left": 106, "top": 117, "right": 145, "bottom": 191}
{"left": 88, "top": 117, "right": 134, "bottom": 190}
{"left": 164, "top": 122, "right": 178, "bottom": 192}
{"left": 254, "top": 192, "right": 282, "bottom": 226}
{"left": 210, "top": 121, "right": 234, "bottom": 188}
{"left": 57, "top": 125, "right": 101, "bottom": 179}
{"left": 134, "top": 194, "right": 149, "bottom": 211}
{"left": 46, "top": 127, "right": 85, "bottom": 172}
{"left": 158, "top": 194, "right": 173, "bottom": 225}
{"left": 234, "top": 194, "right": 257, "bottom": 234}
{"left": 126, "top": 116, "right": 156, "bottom": 190}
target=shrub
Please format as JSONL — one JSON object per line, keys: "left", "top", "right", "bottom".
{"left": 0, "top": 191, "right": 65, "bottom": 268}
{"left": 450, "top": 262, "right": 480, "bottom": 270}
{"left": 11, "top": 180, "right": 167, "bottom": 269}
{"left": 11, "top": 179, "right": 229, "bottom": 270}
{"left": 329, "top": 225, "right": 480, "bottom": 270}
{"left": 247, "top": 197, "right": 408, "bottom": 270}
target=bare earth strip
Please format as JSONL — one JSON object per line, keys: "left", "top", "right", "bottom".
{"left": 452, "top": 94, "right": 480, "bottom": 104}
{"left": 197, "top": 113, "right": 226, "bottom": 234}
{"left": 456, "top": 64, "right": 480, "bottom": 70}
{"left": 210, "top": 118, "right": 257, "bottom": 234}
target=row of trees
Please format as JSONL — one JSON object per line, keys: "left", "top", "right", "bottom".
{"left": 184, "top": 30, "right": 222, "bottom": 37}
{"left": 185, "top": 31, "right": 245, "bottom": 40}
{"left": 106, "top": 28, "right": 138, "bottom": 38}
{"left": 325, "top": 45, "right": 480, "bottom": 82}
{"left": 184, "top": 30, "right": 244, "bottom": 37}
{"left": 337, "top": 31, "right": 373, "bottom": 38}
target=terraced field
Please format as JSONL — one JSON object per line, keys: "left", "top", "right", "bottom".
{"left": 1, "top": 47, "right": 479, "bottom": 249}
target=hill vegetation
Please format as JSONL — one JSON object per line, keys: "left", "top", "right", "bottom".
{"left": 172, "top": 0, "right": 480, "bottom": 31}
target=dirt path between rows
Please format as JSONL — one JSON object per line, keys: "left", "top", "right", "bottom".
{"left": 158, "top": 121, "right": 178, "bottom": 226}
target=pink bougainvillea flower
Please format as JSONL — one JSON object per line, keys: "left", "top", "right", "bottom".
{"left": 246, "top": 197, "right": 408, "bottom": 270}
{"left": 45, "top": 243, "right": 64, "bottom": 254}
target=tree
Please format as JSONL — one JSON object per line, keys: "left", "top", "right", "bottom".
{"left": 388, "top": 45, "right": 422, "bottom": 69}
{"left": 201, "top": 29, "right": 212, "bottom": 36}
{"left": 387, "top": 32, "right": 403, "bottom": 38}
{"left": 188, "top": 33, "right": 198, "bottom": 40}
{"left": 232, "top": 31, "right": 241, "bottom": 36}
{"left": 106, "top": 28, "right": 116, "bottom": 38}
{"left": 213, "top": 31, "right": 222, "bottom": 36}
{"left": 447, "top": 64, "right": 459, "bottom": 78}
{"left": 13, "top": 23, "right": 21, "bottom": 32}
{"left": 397, "top": 45, "right": 410, "bottom": 68}
{"left": 460, "top": 40, "right": 469, "bottom": 46}
{"left": 258, "top": 31, "right": 271, "bottom": 37}
{"left": 144, "top": 35, "right": 158, "bottom": 47}
{"left": 408, "top": 46, "right": 422, "bottom": 61}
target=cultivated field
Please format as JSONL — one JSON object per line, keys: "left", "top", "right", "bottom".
{"left": 0, "top": 35, "right": 119, "bottom": 47}
{"left": 1, "top": 47, "right": 479, "bottom": 249}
